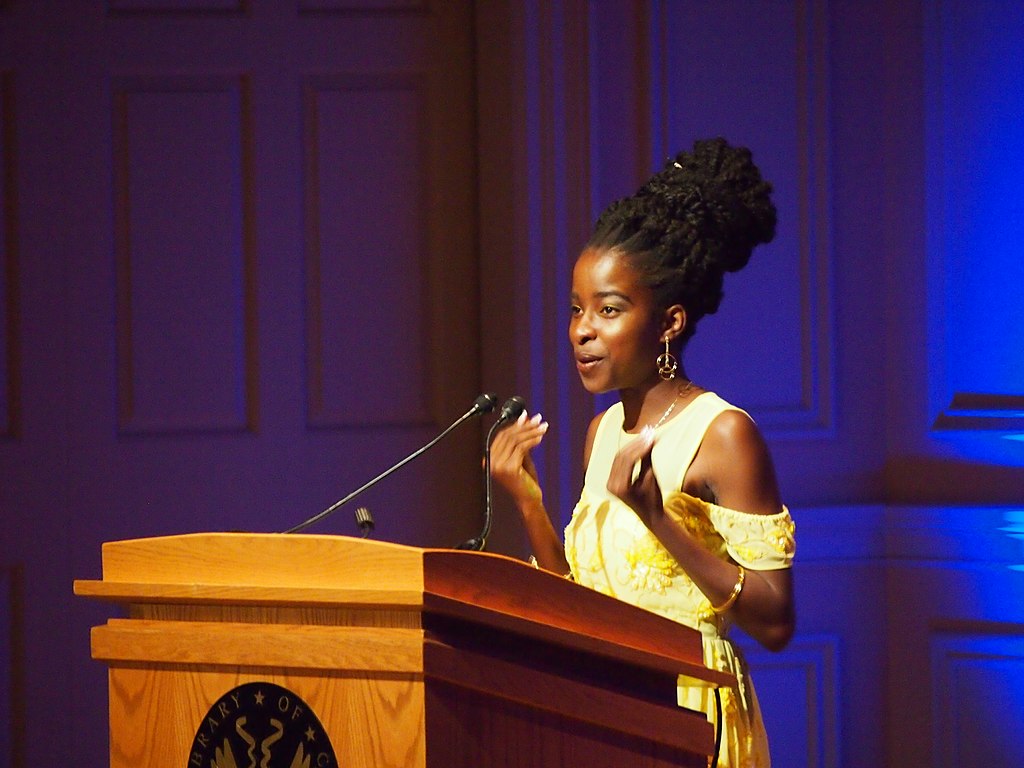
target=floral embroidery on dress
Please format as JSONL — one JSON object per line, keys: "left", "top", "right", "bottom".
{"left": 731, "top": 544, "right": 765, "bottom": 563}
{"left": 617, "top": 532, "right": 683, "bottom": 594}
{"left": 768, "top": 518, "right": 797, "bottom": 557}
{"left": 683, "top": 511, "right": 723, "bottom": 550}
{"left": 663, "top": 492, "right": 796, "bottom": 569}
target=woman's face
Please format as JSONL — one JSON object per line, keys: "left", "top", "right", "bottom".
{"left": 569, "top": 248, "right": 665, "bottom": 394}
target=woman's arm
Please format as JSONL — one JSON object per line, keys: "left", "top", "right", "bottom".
{"left": 607, "top": 411, "right": 795, "bottom": 651}
{"left": 489, "top": 412, "right": 570, "bottom": 574}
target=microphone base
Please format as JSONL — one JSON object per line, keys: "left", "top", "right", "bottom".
{"left": 455, "top": 538, "right": 485, "bottom": 551}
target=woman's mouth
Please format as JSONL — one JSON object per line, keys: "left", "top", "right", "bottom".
{"left": 575, "top": 353, "right": 602, "bottom": 373}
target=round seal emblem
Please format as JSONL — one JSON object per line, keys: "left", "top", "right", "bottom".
{"left": 188, "top": 682, "right": 338, "bottom": 768}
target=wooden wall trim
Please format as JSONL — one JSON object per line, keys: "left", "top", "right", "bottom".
{"left": 0, "top": 71, "right": 19, "bottom": 439}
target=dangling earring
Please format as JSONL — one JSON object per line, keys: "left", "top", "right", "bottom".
{"left": 657, "top": 338, "right": 678, "bottom": 381}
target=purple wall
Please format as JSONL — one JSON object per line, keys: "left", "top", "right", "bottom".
{"left": 2, "top": 1, "right": 1023, "bottom": 767}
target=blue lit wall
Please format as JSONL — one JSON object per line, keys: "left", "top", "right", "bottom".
{"left": 927, "top": 0, "right": 1024, "bottom": 461}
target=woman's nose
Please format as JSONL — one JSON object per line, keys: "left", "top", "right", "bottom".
{"left": 570, "top": 312, "right": 594, "bottom": 344}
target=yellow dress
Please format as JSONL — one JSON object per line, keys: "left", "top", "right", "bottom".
{"left": 563, "top": 392, "right": 796, "bottom": 768}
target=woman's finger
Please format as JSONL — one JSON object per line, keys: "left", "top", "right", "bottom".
{"left": 607, "top": 427, "right": 662, "bottom": 515}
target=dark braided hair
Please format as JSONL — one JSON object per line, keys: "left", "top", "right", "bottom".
{"left": 587, "top": 138, "right": 776, "bottom": 341}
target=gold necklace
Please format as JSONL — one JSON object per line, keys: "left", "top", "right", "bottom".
{"left": 649, "top": 379, "right": 695, "bottom": 430}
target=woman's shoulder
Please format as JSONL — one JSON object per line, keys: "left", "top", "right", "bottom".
{"left": 685, "top": 389, "right": 747, "bottom": 418}
{"left": 688, "top": 398, "right": 782, "bottom": 516}
{"left": 705, "top": 405, "right": 760, "bottom": 444}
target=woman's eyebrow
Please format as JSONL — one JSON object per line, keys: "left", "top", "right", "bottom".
{"left": 594, "top": 290, "right": 633, "bottom": 304}
{"left": 570, "top": 289, "right": 633, "bottom": 304}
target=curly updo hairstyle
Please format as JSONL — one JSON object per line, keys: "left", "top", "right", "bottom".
{"left": 587, "top": 137, "right": 777, "bottom": 342}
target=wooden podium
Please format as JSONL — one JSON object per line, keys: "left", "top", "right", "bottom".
{"left": 74, "top": 533, "right": 730, "bottom": 767}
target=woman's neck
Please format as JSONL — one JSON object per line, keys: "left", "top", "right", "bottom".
{"left": 619, "top": 374, "right": 693, "bottom": 433}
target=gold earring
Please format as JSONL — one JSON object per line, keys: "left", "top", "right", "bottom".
{"left": 657, "top": 338, "right": 677, "bottom": 381}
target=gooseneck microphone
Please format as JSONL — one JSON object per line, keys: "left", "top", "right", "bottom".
{"left": 283, "top": 393, "right": 499, "bottom": 534}
{"left": 457, "top": 395, "right": 526, "bottom": 551}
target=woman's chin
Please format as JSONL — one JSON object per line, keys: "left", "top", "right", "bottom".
{"left": 577, "top": 374, "right": 613, "bottom": 395}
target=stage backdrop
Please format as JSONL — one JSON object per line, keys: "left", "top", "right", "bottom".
{"left": 2, "top": 1, "right": 1024, "bottom": 767}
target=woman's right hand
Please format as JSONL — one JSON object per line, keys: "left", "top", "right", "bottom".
{"left": 489, "top": 412, "right": 548, "bottom": 507}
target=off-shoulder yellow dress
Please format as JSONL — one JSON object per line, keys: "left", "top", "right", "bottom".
{"left": 563, "top": 392, "right": 795, "bottom": 768}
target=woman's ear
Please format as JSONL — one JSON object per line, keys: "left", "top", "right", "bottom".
{"left": 661, "top": 304, "right": 688, "bottom": 343}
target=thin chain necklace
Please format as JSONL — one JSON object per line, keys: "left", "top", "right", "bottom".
{"left": 648, "top": 379, "right": 696, "bottom": 430}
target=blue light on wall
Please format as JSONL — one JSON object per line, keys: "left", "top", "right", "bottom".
{"left": 1001, "top": 510, "right": 1024, "bottom": 572}
{"left": 927, "top": 0, "right": 1024, "bottom": 466}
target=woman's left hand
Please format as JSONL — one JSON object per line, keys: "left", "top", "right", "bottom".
{"left": 606, "top": 426, "right": 663, "bottom": 527}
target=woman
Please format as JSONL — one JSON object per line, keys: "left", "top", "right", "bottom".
{"left": 490, "top": 138, "right": 796, "bottom": 767}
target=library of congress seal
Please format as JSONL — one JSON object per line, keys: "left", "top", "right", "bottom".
{"left": 188, "top": 682, "right": 338, "bottom": 768}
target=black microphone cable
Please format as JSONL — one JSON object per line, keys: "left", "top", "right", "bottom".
{"left": 283, "top": 393, "right": 498, "bottom": 534}
{"left": 711, "top": 684, "right": 723, "bottom": 768}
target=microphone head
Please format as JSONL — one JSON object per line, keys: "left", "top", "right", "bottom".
{"left": 472, "top": 392, "right": 499, "bottom": 415}
{"left": 354, "top": 506, "right": 375, "bottom": 537}
{"left": 498, "top": 395, "right": 526, "bottom": 423}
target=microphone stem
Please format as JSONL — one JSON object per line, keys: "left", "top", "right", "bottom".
{"left": 459, "top": 415, "right": 504, "bottom": 550}
{"left": 283, "top": 406, "right": 479, "bottom": 534}
{"left": 478, "top": 416, "right": 503, "bottom": 548}
{"left": 482, "top": 438, "right": 493, "bottom": 548}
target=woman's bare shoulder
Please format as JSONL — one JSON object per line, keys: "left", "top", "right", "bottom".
{"left": 697, "top": 408, "right": 782, "bottom": 515}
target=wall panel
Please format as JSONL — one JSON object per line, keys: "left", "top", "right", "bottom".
{"left": 887, "top": 506, "right": 1024, "bottom": 767}
{"left": 113, "top": 76, "right": 257, "bottom": 434}
{"left": 0, "top": 566, "right": 22, "bottom": 768}
{"left": 931, "top": 631, "right": 1024, "bottom": 768}
{"left": 768, "top": 504, "right": 887, "bottom": 768}
{"left": 0, "top": 71, "right": 15, "bottom": 439}
{"left": 744, "top": 635, "right": 841, "bottom": 768}
{"left": 302, "top": 74, "right": 432, "bottom": 428}
{"left": 107, "top": 0, "right": 246, "bottom": 13}
{"left": 0, "top": 569, "right": 8, "bottom": 768}
{"left": 925, "top": 0, "right": 1024, "bottom": 445}
{"left": 298, "top": 0, "right": 426, "bottom": 11}
{"left": 650, "top": 0, "right": 834, "bottom": 438}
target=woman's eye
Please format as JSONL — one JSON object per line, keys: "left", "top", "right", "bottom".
{"left": 600, "top": 305, "right": 620, "bottom": 315}
{"left": 569, "top": 304, "right": 582, "bottom": 315}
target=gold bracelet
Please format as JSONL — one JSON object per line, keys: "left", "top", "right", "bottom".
{"left": 711, "top": 566, "right": 745, "bottom": 614}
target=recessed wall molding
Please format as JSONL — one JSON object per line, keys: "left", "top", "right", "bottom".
{"left": 930, "top": 629, "right": 1024, "bottom": 768}
{"left": 646, "top": 0, "right": 835, "bottom": 439}
{"left": 0, "top": 71, "right": 18, "bottom": 440}
{"left": 511, "top": 0, "right": 598, "bottom": 521}
{"left": 106, "top": 0, "right": 248, "bottom": 15}
{"left": 932, "top": 392, "right": 1024, "bottom": 433}
{"left": 0, "top": 565, "right": 24, "bottom": 767}
{"left": 742, "top": 634, "right": 842, "bottom": 768}
{"left": 297, "top": 0, "right": 427, "bottom": 14}
{"left": 302, "top": 73, "right": 434, "bottom": 429}
{"left": 112, "top": 75, "right": 257, "bottom": 435}
{"left": 924, "top": 0, "right": 1024, "bottom": 438}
